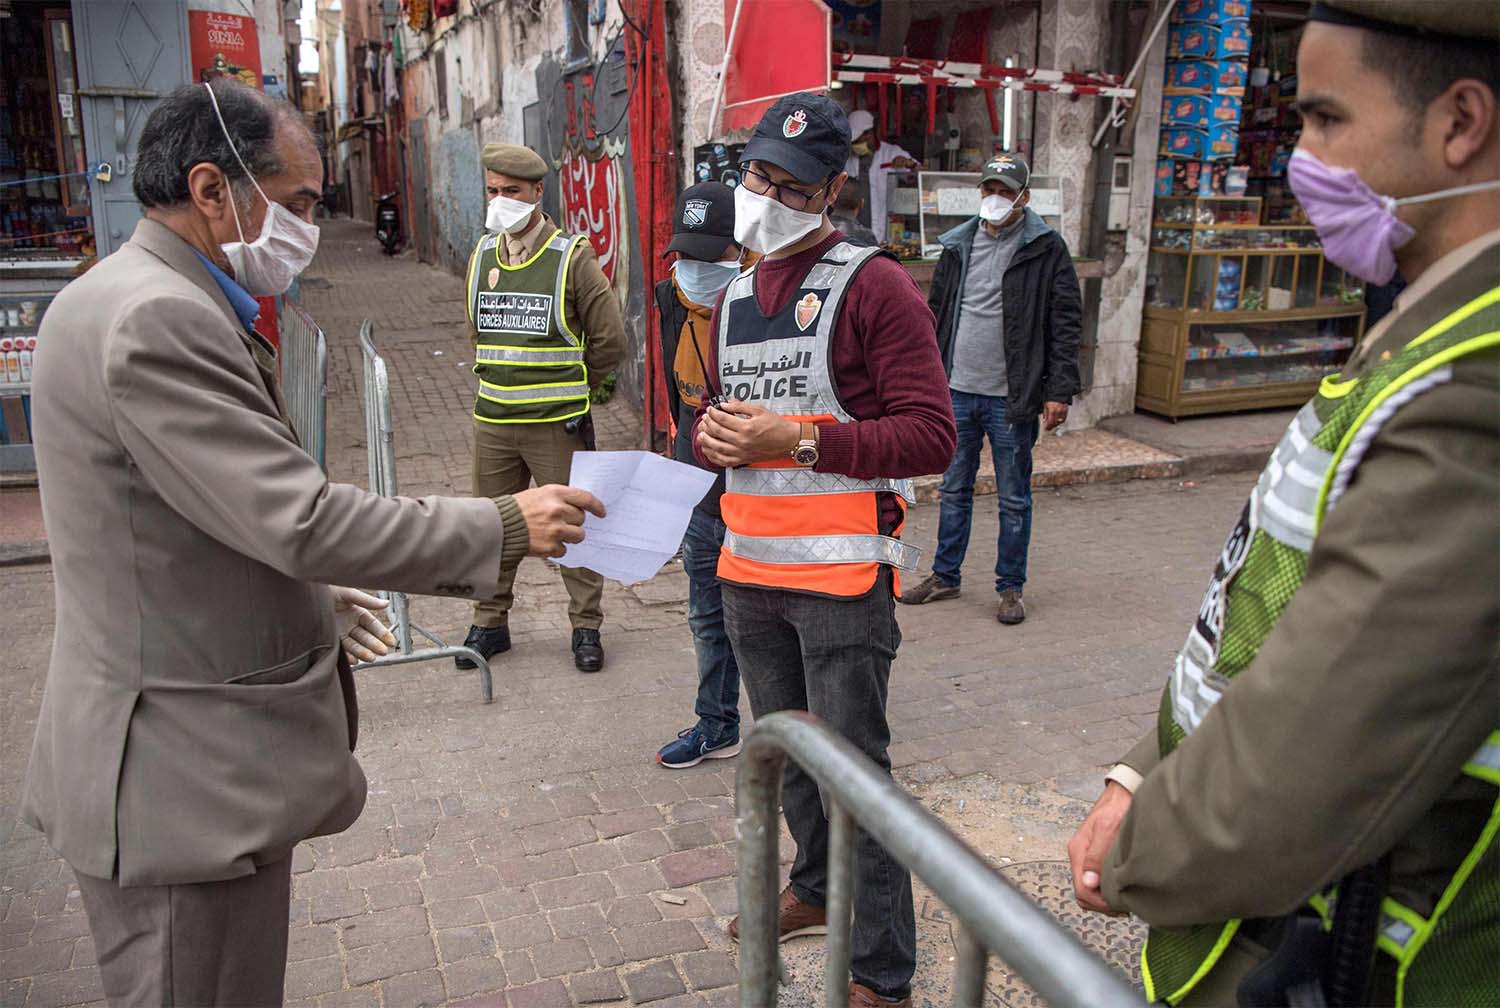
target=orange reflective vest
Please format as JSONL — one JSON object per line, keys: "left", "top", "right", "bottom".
{"left": 715, "top": 241, "right": 920, "bottom": 598}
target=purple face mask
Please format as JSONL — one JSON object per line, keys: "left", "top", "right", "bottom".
{"left": 1287, "top": 149, "right": 1500, "bottom": 285}
{"left": 1286, "top": 149, "right": 1414, "bottom": 285}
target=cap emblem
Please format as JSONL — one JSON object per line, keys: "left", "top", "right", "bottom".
{"left": 782, "top": 110, "right": 809, "bottom": 139}
{"left": 683, "top": 199, "right": 710, "bottom": 229}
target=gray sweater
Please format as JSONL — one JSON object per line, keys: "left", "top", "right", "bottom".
{"left": 949, "top": 218, "right": 1026, "bottom": 397}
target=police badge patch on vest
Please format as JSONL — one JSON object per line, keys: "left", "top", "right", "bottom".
{"left": 477, "top": 292, "right": 553, "bottom": 335}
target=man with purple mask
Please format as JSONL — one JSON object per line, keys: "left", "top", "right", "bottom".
{"left": 1067, "top": 1, "right": 1498, "bottom": 1004}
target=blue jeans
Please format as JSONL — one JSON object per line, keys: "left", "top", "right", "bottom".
{"left": 933, "top": 390, "right": 1039, "bottom": 593}
{"left": 681, "top": 507, "right": 741, "bottom": 743}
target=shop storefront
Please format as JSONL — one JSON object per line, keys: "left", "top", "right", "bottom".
{"left": 691, "top": 0, "right": 1169, "bottom": 429}
{"left": 0, "top": 0, "right": 292, "bottom": 471}
{"left": 1138, "top": 0, "right": 1365, "bottom": 417}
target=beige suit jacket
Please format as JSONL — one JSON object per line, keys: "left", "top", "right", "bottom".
{"left": 21, "top": 218, "right": 507, "bottom": 887}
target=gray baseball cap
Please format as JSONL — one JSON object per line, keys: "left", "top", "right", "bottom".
{"left": 979, "top": 154, "right": 1030, "bottom": 191}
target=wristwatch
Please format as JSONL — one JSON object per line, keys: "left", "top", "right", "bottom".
{"left": 791, "top": 422, "right": 819, "bottom": 466}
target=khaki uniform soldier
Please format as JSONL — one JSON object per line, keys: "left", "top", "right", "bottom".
{"left": 1067, "top": 2, "right": 1500, "bottom": 1005}
{"left": 459, "top": 144, "right": 626, "bottom": 673}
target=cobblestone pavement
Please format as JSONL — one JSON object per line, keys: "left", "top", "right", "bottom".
{"left": 0, "top": 219, "right": 1255, "bottom": 1007}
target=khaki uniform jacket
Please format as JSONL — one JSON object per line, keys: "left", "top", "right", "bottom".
{"left": 21, "top": 219, "right": 514, "bottom": 887}
{"left": 1103, "top": 232, "right": 1500, "bottom": 991}
{"left": 489, "top": 212, "right": 626, "bottom": 390}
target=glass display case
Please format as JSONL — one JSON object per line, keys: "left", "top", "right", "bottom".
{"left": 916, "top": 171, "right": 981, "bottom": 259}
{"left": 1138, "top": 196, "right": 1366, "bottom": 417}
{"left": 0, "top": 289, "right": 55, "bottom": 472}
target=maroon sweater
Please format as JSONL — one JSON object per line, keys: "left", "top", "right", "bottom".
{"left": 693, "top": 231, "right": 957, "bottom": 519}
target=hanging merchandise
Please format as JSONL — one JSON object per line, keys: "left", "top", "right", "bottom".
{"left": 404, "top": 0, "right": 431, "bottom": 31}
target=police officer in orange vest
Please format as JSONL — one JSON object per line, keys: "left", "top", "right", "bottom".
{"left": 693, "top": 94, "right": 956, "bottom": 1008}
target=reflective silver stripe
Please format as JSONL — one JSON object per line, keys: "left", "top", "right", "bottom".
{"left": 475, "top": 346, "right": 585, "bottom": 365}
{"left": 1250, "top": 402, "right": 1330, "bottom": 552}
{"left": 477, "top": 381, "right": 589, "bottom": 403}
{"left": 724, "top": 530, "right": 921, "bottom": 571}
{"left": 1325, "top": 367, "right": 1452, "bottom": 520}
{"left": 1380, "top": 913, "right": 1416, "bottom": 951}
{"left": 1468, "top": 735, "right": 1500, "bottom": 773}
{"left": 469, "top": 235, "right": 501, "bottom": 325}
{"left": 551, "top": 234, "right": 582, "bottom": 345}
{"left": 726, "top": 467, "right": 915, "bottom": 503}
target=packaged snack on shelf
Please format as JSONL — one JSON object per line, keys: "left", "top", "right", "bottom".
{"left": 1161, "top": 128, "right": 1210, "bottom": 160}
{"left": 1163, "top": 94, "right": 1213, "bottom": 129}
{"left": 1172, "top": 0, "right": 1252, "bottom": 24}
{"left": 1214, "top": 61, "right": 1248, "bottom": 94}
{"left": 1155, "top": 159, "right": 1176, "bottom": 197}
{"left": 1207, "top": 122, "right": 1240, "bottom": 161}
{"left": 1165, "top": 61, "right": 1215, "bottom": 92}
{"left": 1218, "top": 20, "right": 1253, "bottom": 60}
{"left": 1168, "top": 23, "right": 1219, "bottom": 60}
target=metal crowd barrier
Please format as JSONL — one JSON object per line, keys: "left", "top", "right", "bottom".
{"left": 278, "top": 300, "right": 328, "bottom": 469}
{"left": 737, "top": 711, "right": 1143, "bottom": 1008}
{"left": 357, "top": 320, "right": 493, "bottom": 702}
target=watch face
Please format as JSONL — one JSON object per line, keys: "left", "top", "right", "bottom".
{"left": 794, "top": 446, "right": 818, "bottom": 466}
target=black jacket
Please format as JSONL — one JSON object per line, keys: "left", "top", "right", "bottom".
{"left": 655, "top": 278, "right": 724, "bottom": 514}
{"left": 928, "top": 209, "right": 1083, "bottom": 424}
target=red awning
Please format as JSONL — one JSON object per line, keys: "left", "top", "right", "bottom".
{"left": 718, "top": 0, "right": 831, "bottom": 133}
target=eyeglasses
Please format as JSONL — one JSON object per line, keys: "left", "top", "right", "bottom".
{"left": 741, "top": 166, "right": 830, "bottom": 213}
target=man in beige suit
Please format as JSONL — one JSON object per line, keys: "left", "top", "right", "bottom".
{"left": 19, "top": 80, "right": 603, "bottom": 1006}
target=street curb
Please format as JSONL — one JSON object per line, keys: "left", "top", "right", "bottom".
{"left": 913, "top": 457, "right": 1187, "bottom": 503}
{"left": 0, "top": 541, "right": 49, "bottom": 567}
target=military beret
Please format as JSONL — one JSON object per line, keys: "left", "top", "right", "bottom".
{"left": 481, "top": 144, "right": 549, "bottom": 180}
{"left": 1312, "top": 1, "right": 1499, "bottom": 41}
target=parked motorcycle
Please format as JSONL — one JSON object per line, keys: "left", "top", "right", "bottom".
{"left": 375, "top": 191, "right": 403, "bottom": 255}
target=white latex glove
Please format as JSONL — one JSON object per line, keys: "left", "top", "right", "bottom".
{"left": 331, "top": 587, "right": 397, "bottom": 665}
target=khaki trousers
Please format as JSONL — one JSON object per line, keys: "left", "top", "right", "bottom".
{"left": 471, "top": 417, "right": 603, "bottom": 629}
{"left": 73, "top": 854, "right": 293, "bottom": 1007}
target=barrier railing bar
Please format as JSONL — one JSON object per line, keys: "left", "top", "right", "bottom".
{"left": 953, "top": 925, "right": 987, "bottom": 1008}
{"left": 279, "top": 300, "right": 327, "bottom": 470}
{"left": 737, "top": 711, "right": 1142, "bottom": 1008}
{"left": 356, "top": 320, "right": 493, "bottom": 701}
{"left": 825, "top": 804, "right": 855, "bottom": 1008}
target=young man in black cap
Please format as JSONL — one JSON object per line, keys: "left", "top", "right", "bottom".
{"left": 693, "top": 93, "right": 956, "bottom": 1008}
{"left": 653, "top": 181, "right": 746, "bottom": 768}
{"left": 902, "top": 153, "right": 1082, "bottom": 625}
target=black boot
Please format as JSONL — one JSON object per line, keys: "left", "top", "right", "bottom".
{"left": 455, "top": 624, "right": 511, "bottom": 669}
{"left": 571, "top": 628, "right": 604, "bottom": 673}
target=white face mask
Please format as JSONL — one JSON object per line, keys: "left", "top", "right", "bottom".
{"left": 486, "top": 194, "right": 538, "bottom": 234}
{"left": 733, "top": 184, "right": 824, "bottom": 254}
{"left": 204, "top": 83, "right": 320, "bottom": 297}
{"left": 979, "top": 193, "right": 1019, "bottom": 224}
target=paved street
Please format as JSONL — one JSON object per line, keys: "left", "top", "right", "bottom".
{"left": 1, "top": 219, "right": 1255, "bottom": 1007}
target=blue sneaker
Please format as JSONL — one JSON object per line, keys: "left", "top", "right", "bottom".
{"left": 657, "top": 723, "right": 741, "bottom": 769}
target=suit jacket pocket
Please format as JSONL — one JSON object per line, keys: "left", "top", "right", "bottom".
{"left": 225, "top": 645, "right": 330, "bottom": 686}
{"left": 115, "top": 646, "right": 366, "bottom": 886}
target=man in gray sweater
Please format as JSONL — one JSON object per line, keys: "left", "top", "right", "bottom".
{"left": 901, "top": 155, "right": 1082, "bottom": 624}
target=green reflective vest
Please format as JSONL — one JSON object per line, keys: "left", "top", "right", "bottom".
{"left": 1142, "top": 286, "right": 1500, "bottom": 1007}
{"left": 465, "top": 229, "right": 590, "bottom": 424}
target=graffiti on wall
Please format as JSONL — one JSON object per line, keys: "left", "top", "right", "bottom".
{"left": 554, "top": 54, "right": 634, "bottom": 305}
{"left": 559, "top": 141, "right": 630, "bottom": 291}
{"left": 527, "top": 49, "right": 646, "bottom": 410}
